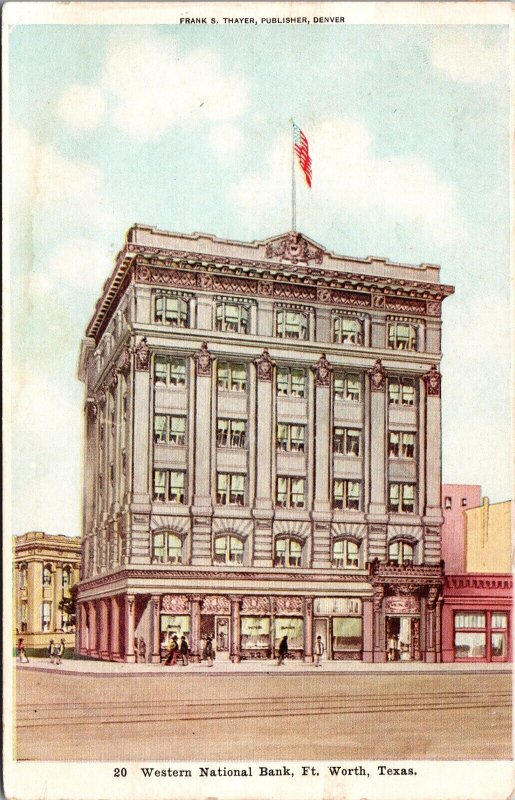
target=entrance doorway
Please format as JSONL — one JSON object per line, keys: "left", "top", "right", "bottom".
{"left": 386, "top": 616, "right": 419, "bottom": 661}
{"left": 314, "top": 618, "right": 329, "bottom": 660}
{"left": 215, "top": 616, "right": 230, "bottom": 660}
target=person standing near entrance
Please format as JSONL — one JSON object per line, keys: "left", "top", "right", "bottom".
{"left": 56, "top": 639, "right": 65, "bottom": 665}
{"left": 277, "top": 635, "right": 288, "bottom": 665}
{"left": 388, "top": 633, "right": 399, "bottom": 661}
{"left": 47, "top": 639, "right": 55, "bottom": 664}
{"left": 180, "top": 635, "right": 189, "bottom": 666}
{"left": 204, "top": 636, "right": 214, "bottom": 667}
{"left": 164, "top": 635, "right": 179, "bottom": 665}
{"left": 314, "top": 635, "right": 325, "bottom": 667}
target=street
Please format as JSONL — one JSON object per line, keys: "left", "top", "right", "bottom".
{"left": 15, "top": 667, "right": 511, "bottom": 761}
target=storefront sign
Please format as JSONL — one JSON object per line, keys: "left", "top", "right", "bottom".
{"left": 314, "top": 598, "right": 362, "bottom": 616}
{"left": 384, "top": 596, "right": 420, "bottom": 615}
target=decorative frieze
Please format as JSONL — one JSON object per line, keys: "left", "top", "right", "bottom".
{"left": 161, "top": 594, "right": 189, "bottom": 613}
{"left": 201, "top": 595, "right": 231, "bottom": 614}
{"left": 242, "top": 596, "right": 270, "bottom": 613}
{"left": 274, "top": 596, "right": 303, "bottom": 614}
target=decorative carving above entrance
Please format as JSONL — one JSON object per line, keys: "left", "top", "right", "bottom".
{"left": 161, "top": 594, "right": 189, "bottom": 613}
{"left": 385, "top": 595, "right": 420, "bottom": 615}
{"left": 274, "top": 596, "right": 303, "bottom": 614}
{"left": 202, "top": 595, "right": 231, "bottom": 614}
{"left": 242, "top": 596, "right": 270, "bottom": 613}
{"left": 265, "top": 232, "right": 324, "bottom": 265}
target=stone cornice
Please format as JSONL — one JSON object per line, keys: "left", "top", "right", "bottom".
{"left": 86, "top": 240, "right": 454, "bottom": 344}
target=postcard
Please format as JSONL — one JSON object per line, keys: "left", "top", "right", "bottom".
{"left": 3, "top": 3, "right": 513, "bottom": 800}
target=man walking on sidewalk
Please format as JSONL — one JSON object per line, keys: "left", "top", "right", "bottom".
{"left": 277, "top": 635, "right": 288, "bottom": 665}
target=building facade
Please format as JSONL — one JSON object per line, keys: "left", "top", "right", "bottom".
{"left": 441, "top": 484, "right": 482, "bottom": 573}
{"left": 13, "top": 531, "right": 81, "bottom": 653}
{"left": 76, "top": 226, "right": 453, "bottom": 663}
{"left": 465, "top": 498, "right": 511, "bottom": 574}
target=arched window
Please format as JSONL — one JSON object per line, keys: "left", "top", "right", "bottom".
{"left": 274, "top": 537, "right": 302, "bottom": 568}
{"left": 332, "top": 539, "right": 360, "bottom": 569}
{"left": 42, "top": 564, "right": 52, "bottom": 586}
{"left": 213, "top": 535, "right": 244, "bottom": 565}
{"left": 19, "top": 563, "right": 28, "bottom": 590}
{"left": 152, "top": 532, "right": 183, "bottom": 564}
{"left": 333, "top": 316, "right": 363, "bottom": 345}
{"left": 61, "top": 566, "right": 72, "bottom": 591}
{"left": 388, "top": 540, "right": 415, "bottom": 565}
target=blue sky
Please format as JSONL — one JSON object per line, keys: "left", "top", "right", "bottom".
{"left": 7, "top": 22, "right": 510, "bottom": 535}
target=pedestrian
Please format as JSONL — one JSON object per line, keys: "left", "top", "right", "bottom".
{"left": 277, "top": 635, "right": 288, "bottom": 665}
{"left": 139, "top": 638, "right": 146, "bottom": 663}
{"left": 314, "top": 635, "right": 325, "bottom": 667}
{"left": 180, "top": 635, "right": 189, "bottom": 666}
{"left": 56, "top": 638, "right": 65, "bottom": 665}
{"left": 47, "top": 639, "right": 55, "bottom": 664}
{"left": 164, "top": 635, "right": 179, "bottom": 666}
{"left": 204, "top": 636, "right": 214, "bottom": 667}
{"left": 52, "top": 640, "right": 61, "bottom": 665}
{"left": 17, "top": 638, "right": 29, "bottom": 663}
{"left": 388, "top": 633, "right": 399, "bottom": 661}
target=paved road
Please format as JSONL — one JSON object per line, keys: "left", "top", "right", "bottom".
{"left": 15, "top": 669, "right": 511, "bottom": 761}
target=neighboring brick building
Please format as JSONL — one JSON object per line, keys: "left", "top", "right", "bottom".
{"left": 76, "top": 225, "right": 453, "bottom": 663}
{"left": 441, "top": 484, "right": 481, "bottom": 573}
{"left": 13, "top": 531, "right": 81, "bottom": 654}
{"left": 465, "top": 498, "right": 511, "bottom": 574}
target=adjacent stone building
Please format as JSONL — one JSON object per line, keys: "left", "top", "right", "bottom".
{"left": 76, "top": 226, "right": 453, "bottom": 663}
{"left": 13, "top": 531, "right": 81, "bottom": 653}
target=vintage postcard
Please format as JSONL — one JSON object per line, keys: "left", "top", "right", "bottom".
{"left": 3, "top": 2, "right": 513, "bottom": 800}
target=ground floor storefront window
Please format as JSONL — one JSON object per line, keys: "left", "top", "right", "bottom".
{"left": 314, "top": 598, "right": 363, "bottom": 660}
{"left": 332, "top": 616, "right": 362, "bottom": 654}
{"left": 454, "top": 611, "right": 509, "bottom": 661}
{"left": 240, "top": 616, "right": 270, "bottom": 655}
{"left": 274, "top": 617, "right": 304, "bottom": 656}
{"left": 161, "top": 614, "right": 190, "bottom": 646}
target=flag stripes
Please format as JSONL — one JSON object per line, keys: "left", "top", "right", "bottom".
{"left": 292, "top": 121, "right": 312, "bottom": 188}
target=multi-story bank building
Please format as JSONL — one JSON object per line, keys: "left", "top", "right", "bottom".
{"left": 77, "top": 227, "right": 454, "bottom": 664}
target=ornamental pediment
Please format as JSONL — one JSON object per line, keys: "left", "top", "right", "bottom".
{"left": 264, "top": 231, "right": 325, "bottom": 265}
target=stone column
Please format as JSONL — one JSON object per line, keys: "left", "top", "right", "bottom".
{"left": 368, "top": 360, "right": 387, "bottom": 518}
{"left": 110, "top": 596, "right": 120, "bottom": 660}
{"left": 53, "top": 565, "right": 62, "bottom": 631}
{"left": 189, "top": 595, "right": 202, "bottom": 663}
{"left": 78, "top": 603, "right": 88, "bottom": 655}
{"left": 423, "top": 365, "right": 443, "bottom": 523}
{"left": 311, "top": 355, "right": 332, "bottom": 568}
{"left": 125, "top": 594, "right": 136, "bottom": 663}
{"left": 191, "top": 343, "right": 214, "bottom": 565}
{"left": 88, "top": 600, "right": 98, "bottom": 657}
{"left": 435, "top": 597, "right": 443, "bottom": 663}
{"left": 27, "top": 560, "right": 43, "bottom": 634}
{"left": 362, "top": 598, "right": 374, "bottom": 662}
{"left": 253, "top": 350, "right": 275, "bottom": 566}
{"left": 99, "top": 598, "right": 110, "bottom": 659}
{"left": 150, "top": 595, "right": 161, "bottom": 663}
{"left": 230, "top": 596, "right": 243, "bottom": 663}
{"left": 303, "top": 597, "right": 314, "bottom": 663}
{"left": 425, "top": 587, "right": 438, "bottom": 662}
{"left": 372, "top": 587, "right": 386, "bottom": 662}
{"left": 129, "top": 338, "right": 152, "bottom": 565}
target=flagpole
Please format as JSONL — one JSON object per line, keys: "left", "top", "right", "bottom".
{"left": 291, "top": 119, "right": 296, "bottom": 232}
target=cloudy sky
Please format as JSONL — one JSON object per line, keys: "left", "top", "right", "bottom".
{"left": 6, "top": 19, "right": 510, "bottom": 536}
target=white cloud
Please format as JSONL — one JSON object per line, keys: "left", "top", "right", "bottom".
{"left": 35, "top": 238, "right": 114, "bottom": 293}
{"left": 100, "top": 33, "right": 248, "bottom": 140}
{"left": 431, "top": 30, "right": 505, "bottom": 85}
{"left": 57, "top": 84, "right": 106, "bottom": 130}
{"left": 229, "top": 118, "right": 465, "bottom": 245}
{"left": 207, "top": 123, "right": 244, "bottom": 159}
{"left": 8, "top": 120, "right": 114, "bottom": 231}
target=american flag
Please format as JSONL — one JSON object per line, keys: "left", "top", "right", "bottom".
{"left": 292, "top": 121, "right": 312, "bottom": 188}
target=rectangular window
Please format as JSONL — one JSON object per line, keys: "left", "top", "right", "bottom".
{"left": 154, "top": 295, "right": 189, "bottom": 327}
{"left": 333, "top": 480, "right": 361, "bottom": 511}
{"left": 154, "top": 357, "right": 186, "bottom": 387}
{"left": 152, "top": 470, "right": 185, "bottom": 503}
{"left": 388, "top": 377, "right": 415, "bottom": 406}
{"left": 216, "top": 302, "right": 248, "bottom": 333}
{"left": 388, "top": 322, "right": 417, "bottom": 351}
{"left": 276, "top": 367, "right": 306, "bottom": 398}
{"left": 153, "top": 415, "right": 186, "bottom": 445}
{"left": 444, "top": 496, "right": 452, "bottom": 510}
{"left": 41, "top": 601, "right": 51, "bottom": 632}
{"left": 217, "top": 362, "right": 247, "bottom": 392}
{"left": 333, "top": 427, "right": 361, "bottom": 456}
{"left": 334, "top": 372, "right": 362, "bottom": 402}
{"left": 332, "top": 617, "right": 362, "bottom": 651}
{"left": 333, "top": 317, "right": 363, "bottom": 345}
{"left": 216, "top": 419, "right": 247, "bottom": 448}
{"left": 454, "top": 632, "right": 486, "bottom": 659}
{"left": 388, "top": 431, "right": 415, "bottom": 458}
{"left": 276, "top": 423, "right": 305, "bottom": 452}
{"left": 388, "top": 483, "right": 415, "bottom": 513}
{"left": 216, "top": 473, "right": 245, "bottom": 506}
{"left": 276, "top": 309, "right": 308, "bottom": 340}
{"left": 276, "top": 476, "right": 305, "bottom": 509}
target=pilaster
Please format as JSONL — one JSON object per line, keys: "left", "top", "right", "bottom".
{"left": 191, "top": 343, "right": 214, "bottom": 564}
{"left": 367, "top": 359, "right": 387, "bottom": 519}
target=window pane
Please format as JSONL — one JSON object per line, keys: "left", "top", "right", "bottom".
{"left": 277, "top": 368, "right": 289, "bottom": 395}
{"left": 154, "top": 358, "right": 167, "bottom": 383}
{"left": 454, "top": 632, "right": 486, "bottom": 658}
{"left": 291, "top": 369, "right": 305, "bottom": 396}
{"left": 455, "top": 613, "right": 486, "bottom": 628}
{"left": 346, "top": 375, "right": 360, "bottom": 401}
{"left": 492, "top": 614, "right": 508, "bottom": 629}
{"left": 491, "top": 632, "right": 507, "bottom": 657}
{"left": 154, "top": 415, "right": 167, "bottom": 443}
{"left": 170, "top": 360, "right": 186, "bottom": 386}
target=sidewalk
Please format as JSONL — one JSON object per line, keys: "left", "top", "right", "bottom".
{"left": 14, "top": 656, "right": 512, "bottom": 676}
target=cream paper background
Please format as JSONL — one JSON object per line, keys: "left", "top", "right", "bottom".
{"left": 3, "top": 2, "right": 513, "bottom": 799}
